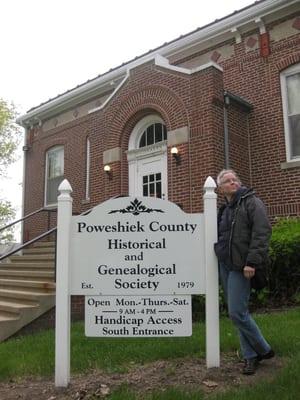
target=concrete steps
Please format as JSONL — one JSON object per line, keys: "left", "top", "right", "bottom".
{"left": 0, "top": 270, "right": 54, "bottom": 280}
{"left": 9, "top": 254, "right": 55, "bottom": 263}
{"left": 0, "top": 262, "right": 54, "bottom": 270}
{"left": 0, "top": 241, "right": 56, "bottom": 341}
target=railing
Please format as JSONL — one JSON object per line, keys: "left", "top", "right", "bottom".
{"left": 0, "top": 227, "right": 57, "bottom": 262}
{"left": 0, "top": 207, "right": 57, "bottom": 262}
{"left": 0, "top": 194, "right": 125, "bottom": 262}
{"left": 0, "top": 207, "right": 56, "bottom": 234}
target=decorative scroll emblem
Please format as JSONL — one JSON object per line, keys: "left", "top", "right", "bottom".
{"left": 109, "top": 198, "right": 164, "bottom": 216}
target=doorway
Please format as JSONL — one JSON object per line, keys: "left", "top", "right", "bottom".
{"left": 127, "top": 115, "right": 168, "bottom": 199}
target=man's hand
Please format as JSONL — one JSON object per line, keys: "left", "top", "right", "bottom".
{"left": 243, "top": 266, "right": 255, "bottom": 279}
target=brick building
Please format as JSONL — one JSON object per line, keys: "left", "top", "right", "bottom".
{"left": 10, "top": 0, "right": 299, "bottom": 331}
{"left": 17, "top": 0, "right": 300, "bottom": 241}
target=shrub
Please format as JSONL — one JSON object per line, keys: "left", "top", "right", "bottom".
{"left": 268, "top": 217, "right": 300, "bottom": 302}
{"left": 193, "top": 217, "right": 300, "bottom": 317}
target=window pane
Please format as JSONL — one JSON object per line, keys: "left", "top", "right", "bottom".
{"left": 139, "top": 123, "right": 166, "bottom": 147}
{"left": 156, "top": 182, "right": 162, "bottom": 198}
{"left": 143, "top": 184, "right": 148, "bottom": 196}
{"left": 46, "top": 146, "right": 64, "bottom": 204}
{"left": 146, "top": 125, "right": 154, "bottom": 146}
{"left": 143, "top": 176, "right": 148, "bottom": 184}
{"left": 149, "top": 183, "right": 155, "bottom": 196}
{"left": 139, "top": 132, "right": 146, "bottom": 148}
{"left": 48, "top": 148, "right": 64, "bottom": 178}
{"left": 163, "top": 125, "right": 167, "bottom": 140}
{"left": 155, "top": 123, "right": 162, "bottom": 143}
{"left": 289, "top": 114, "right": 300, "bottom": 158}
{"left": 149, "top": 174, "right": 154, "bottom": 182}
{"left": 287, "top": 73, "right": 300, "bottom": 115}
{"left": 47, "top": 176, "right": 64, "bottom": 204}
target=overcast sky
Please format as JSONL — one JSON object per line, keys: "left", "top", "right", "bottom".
{"left": 0, "top": 0, "right": 254, "bottom": 240}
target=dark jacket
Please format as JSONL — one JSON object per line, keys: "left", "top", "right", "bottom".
{"left": 214, "top": 187, "right": 272, "bottom": 271}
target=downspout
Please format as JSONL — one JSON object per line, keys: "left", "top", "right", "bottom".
{"left": 223, "top": 91, "right": 253, "bottom": 170}
{"left": 20, "top": 127, "right": 28, "bottom": 248}
{"left": 223, "top": 96, "right": 230, "bottom": 169}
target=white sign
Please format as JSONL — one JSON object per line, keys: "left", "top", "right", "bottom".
{"left": 55, "top": 178, "right": 220, "bottom": 387}
{"left": 70, "top": 197, "right": 205, "bottom": 295}
{"left": 85, "top": 295, "right": 192, "bottom": 337}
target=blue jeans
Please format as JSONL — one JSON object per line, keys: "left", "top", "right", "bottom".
{"left": 219, "top": 262, "right": 271, "bottom": 359}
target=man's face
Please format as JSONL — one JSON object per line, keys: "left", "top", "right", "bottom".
{"left": 219, "top": 172, "right": 241, "bottom": 198}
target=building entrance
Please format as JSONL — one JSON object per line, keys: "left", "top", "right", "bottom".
{"left": 127, "top": 115, "right": 168, "bottom": 199}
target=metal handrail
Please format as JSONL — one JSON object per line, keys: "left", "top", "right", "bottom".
{"left": 0, "top": 227, "right": 57, "bottom": 261}
{"left": 0, "top": 207, "right": 57, "bottom": 233}
{"left": 0, "top": 194, "right": 125, "bottom": 262}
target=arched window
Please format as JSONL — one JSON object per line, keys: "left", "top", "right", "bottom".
{"left": 127, "top": 115, "right": 168, "bottom": 199}
{"left": 281, "top": 64, "right": 300, "bottom": 161}
{"left": 139, "top": 123, "right": 167, "bottom": 148}
{"left": 45, "top": 146, "right": 64, "bottom": 206}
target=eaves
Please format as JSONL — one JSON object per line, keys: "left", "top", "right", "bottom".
{"left": 17, "top": 0, "right": 298, "bottom": 127}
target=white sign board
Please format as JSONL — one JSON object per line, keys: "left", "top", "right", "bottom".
{"left": 85, "top": 295, "right": 192, "bottom": 337}
{"left": 70, "top": 197, "right": 205, "bottom": 295}
{"left": 55, "top": 178, "right": 220, "bottom": 388}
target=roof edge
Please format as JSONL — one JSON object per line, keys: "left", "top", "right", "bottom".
{"left": 17, "top": 0, "right": 296, "bottom": 127}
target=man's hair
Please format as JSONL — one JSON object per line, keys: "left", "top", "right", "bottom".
{"left": 217, "top": 169, "right": 241, "bottom": 186}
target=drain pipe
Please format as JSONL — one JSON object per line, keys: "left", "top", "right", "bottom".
{"left": 223, "top": 95, "right": 230, "bottom": 169}
{"left": 20, "top": 126, "right": 28, "bottom": 251}
{"left": 223, "top": 91, "right": 253, "bottom": 170}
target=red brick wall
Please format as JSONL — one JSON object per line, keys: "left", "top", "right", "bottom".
{"left": 22, "top": 10, "right": 300, "bottom": 325}
{"left": 227, "top": 104, "right": 251, "bottom": 187}
{"left": 219, "top": 24, "right": 300, "bottom": 217}
{"left": 24, "top": 63, "right": 226, "bottom": 234}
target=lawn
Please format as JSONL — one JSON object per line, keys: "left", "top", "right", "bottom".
{"left": 0, "top": 308, "right": 299, "bottom": 399}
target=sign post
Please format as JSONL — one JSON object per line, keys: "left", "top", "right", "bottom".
{"left": 55, "top": 179, "right": 72, "bottom": 387}
{"left": 204, "top": 177, "right": 220, "bottom": 367}
{"left": 54, "top": 177, "right": 220, "bottom": 387}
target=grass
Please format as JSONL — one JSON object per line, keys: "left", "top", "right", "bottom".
{"left": 0, "top": 308, "right": 299, "bottom": 399}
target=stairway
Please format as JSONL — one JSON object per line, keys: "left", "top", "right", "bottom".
{"left": 0, "top": 241, "right": 56, "bottom": 341}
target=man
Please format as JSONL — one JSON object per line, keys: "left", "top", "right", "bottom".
{"left": 214, "top": 169, "right": 274, "bottom": 375}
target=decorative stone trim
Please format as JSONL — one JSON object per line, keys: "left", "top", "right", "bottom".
{"left": 103, "top": 147, "right": 121, "bottom": 164}
{"left": 281, "top": 160, "right": 300, "bottom": 170}
{"left": 126, "top": 141, "right": 167, "bottom": 162}
{"left": 270, "top": 17, "right": 300, "bottom": 42}
{"left": 255, "top": 17, "right": 266, "bottom": 34}
{"left": 245, "top": 35, "right": 259, "bottom": 53}
{"left": 231, "top": 27, "right": 242, "bottom": 44}
{"left": 167, "top": 126, "right": 189, "bottom": 146}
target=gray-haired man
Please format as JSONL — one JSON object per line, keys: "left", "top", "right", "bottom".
{"left": 214, "top": 169, "right": 274, "bottom": 375}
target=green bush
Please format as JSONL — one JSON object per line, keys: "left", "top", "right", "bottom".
{"left": 193, "top": 217, "right": 300, "bottom": 317}
{"left": 268, "top": 217, "right": 300, "bottom": 302}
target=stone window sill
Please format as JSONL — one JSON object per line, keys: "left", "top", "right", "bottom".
{"left": 281, "top": 160, "right": 300, "bottom": 170}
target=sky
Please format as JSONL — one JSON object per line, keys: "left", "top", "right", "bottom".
{"left": 0, "top": 0, "right": 255, "bottom": 240}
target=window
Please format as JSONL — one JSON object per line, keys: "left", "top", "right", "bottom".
{"left": 45, "top": 146, "right": 64, "bottom": 206}
{"left": 143, "top": 173, "right": 162, "bottom": 198}
{"left": 127, "top": 115, "right": 168, "bottom": 199}
{"left": 85, "top": 138, "right": 90, "bottom": 200}
{"left": 281, "top": 64, "right": 300, "bottom": 161}
{"left": 139, "top": 123, "right": 167, "bottom": 148}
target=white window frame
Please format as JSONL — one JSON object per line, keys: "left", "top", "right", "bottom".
{"left": 128, "top": 115, "right": 166, "bottom": 150}
{"left": 44, "top": 145, "right": 64, "bottom": 207}
{"left": 281, "top": 64, "right": 300, "bottom": 162}
{"left": 85, "top": 137, "right": 90, "bottom": 200}
{"left": 127, "top": 115, "right": 168, "bottom": 198}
